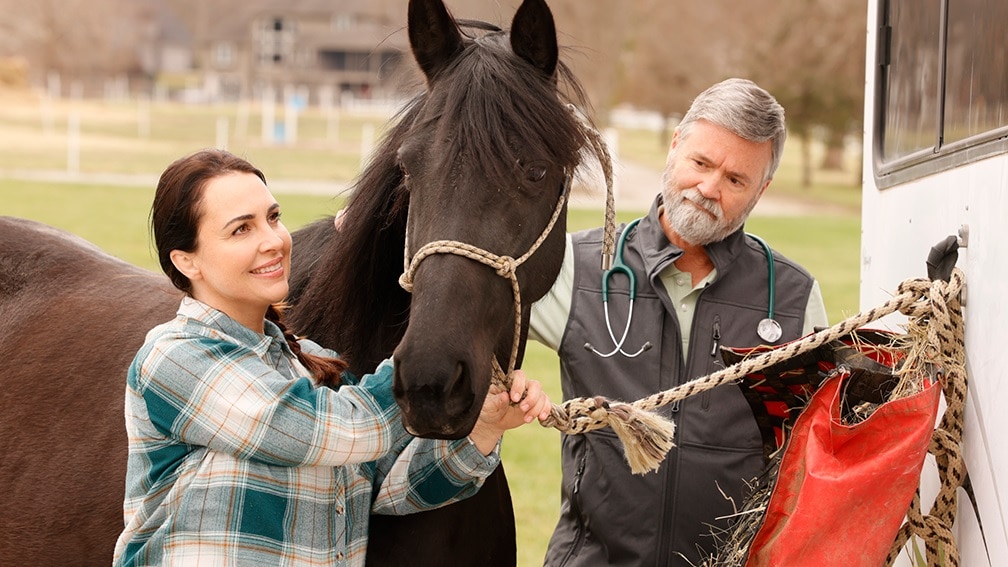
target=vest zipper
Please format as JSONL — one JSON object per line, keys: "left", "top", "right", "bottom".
{"left": 703, "top": 317, "right": 722, "bottom": 410}
{"left": 559, "top": 453, "right": 588, "bottom": 566}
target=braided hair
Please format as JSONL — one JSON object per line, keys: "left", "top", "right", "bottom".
{"left": 266, "top": 304, "right": 347, "bottom": 387}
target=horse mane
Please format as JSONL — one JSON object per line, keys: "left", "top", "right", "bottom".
{"left": 287, "top": 21, "right": 612, "bottom": 375}
{"left": 287, "top": 100, "right": 421, "bottom": 373}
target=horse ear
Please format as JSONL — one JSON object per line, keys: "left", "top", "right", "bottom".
{"left": 408, "top": 0, "right": 464, "bottom": 82}
{"left": 510, "top": 0, "right": 558, "bottom": 77}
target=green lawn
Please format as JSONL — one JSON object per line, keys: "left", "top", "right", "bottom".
{"left": 0, "top": 95, "right": 861, "bottom": 566}
{"left": 1, "top": 180, "right": 859, "bottom": 566}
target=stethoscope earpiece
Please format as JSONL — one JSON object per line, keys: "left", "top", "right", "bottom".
{"left": 588, "top": 218, "right": 652, "bottom": 358}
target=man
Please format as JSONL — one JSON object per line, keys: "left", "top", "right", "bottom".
{"left": 530, "top": 78, "right": 829, "bottom": 566}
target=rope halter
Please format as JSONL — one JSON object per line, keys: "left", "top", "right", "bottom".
{"left": 398, "top": 176, "right": 571, "bottom": 382}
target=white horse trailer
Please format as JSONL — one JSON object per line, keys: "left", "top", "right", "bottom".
{"left": 861, "top": 0, "right": 1007, "bottom": 564}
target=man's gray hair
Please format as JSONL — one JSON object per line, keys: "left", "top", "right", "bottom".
{"left": 677, "top": 78, "right": 787, "bottom": 182}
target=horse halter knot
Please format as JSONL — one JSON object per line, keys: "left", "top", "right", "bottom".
{"left": 399, "top": 175, "right": 571, "bottom": 385}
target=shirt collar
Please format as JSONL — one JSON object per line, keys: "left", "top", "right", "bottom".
{"left": 634, "top": 194, "right": 748, "bottom": 283}
{"left": 177, "top": 296, "right": 295, "bottom": 359}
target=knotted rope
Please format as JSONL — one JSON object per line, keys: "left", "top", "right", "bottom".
{"left": 399, "top": 104, "right": 618, "bottom": 409}
{"left": 884, "top": 268, "right": 969, "bottom": 566}
{"left": 532, "top": 269, "right": 966, "bottom": 477}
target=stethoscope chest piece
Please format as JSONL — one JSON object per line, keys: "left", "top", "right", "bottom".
{"left": 757, "top": 317, "right": 783, "bottom": 343}
{"left": 748, "top": 233, "right": 782, "bottom": 344}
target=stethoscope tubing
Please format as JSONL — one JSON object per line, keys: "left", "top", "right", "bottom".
{"left": 586, "top": 218, "right": 781, "bottom": 358}
{"left": 745, "top": 233, "right": 776, "bottom": 321}
{"left": 586, "top": 218, "right": 651, "bottom": 358}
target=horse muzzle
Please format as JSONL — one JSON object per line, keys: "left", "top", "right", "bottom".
{"left": 391, "top": 345, "right": 486, "bottom": 439}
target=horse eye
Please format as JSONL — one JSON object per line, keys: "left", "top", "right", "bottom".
{"left": 525, "top": 164, "right": 547, "bottom": 183}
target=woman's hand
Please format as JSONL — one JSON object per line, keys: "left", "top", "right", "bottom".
{"left": 468, "top": 370, "right": 552, "bottom": 455}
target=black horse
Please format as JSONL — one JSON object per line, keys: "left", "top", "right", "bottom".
{"left": 288, "top": 0, "right": 609, "bottom": 562}
{"left": 0, "top": 0, "right": 610, "bottom": 564}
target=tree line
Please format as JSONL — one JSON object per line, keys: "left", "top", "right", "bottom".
{"left": 0, "top": 0, "right": 867, "bottom": 185}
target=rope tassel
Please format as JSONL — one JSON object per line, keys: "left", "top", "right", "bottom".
{"left": 544, "top": 396, "right": 676, "bottom": 475}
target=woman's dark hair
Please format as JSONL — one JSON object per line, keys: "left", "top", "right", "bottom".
{"left": 151, "top": 148, "right": 346, "bottom": 387}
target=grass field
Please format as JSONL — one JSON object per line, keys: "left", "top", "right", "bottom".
{"left": 0, "top": 93, "right": 862, "bottom": 565}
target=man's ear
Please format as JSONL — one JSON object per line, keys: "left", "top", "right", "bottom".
{"left": 670, "top": 127, "right": 681, "bottom": 150}
{"left": 666, "top": 128, "right": 682, "bottom": 168}
{"left": 170, "top": 249, "right": 201, "bottom": 281}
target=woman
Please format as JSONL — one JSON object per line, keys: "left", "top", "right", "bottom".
{"left": 114, "top": 149, "right": 550, "bottom": 566}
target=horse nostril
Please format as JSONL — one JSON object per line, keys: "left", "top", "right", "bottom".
{"left": 446, "top": 361, "right": 469, "bottom": 402}
{"left": 392, "top": 360, "right": 407, "bottom": 399}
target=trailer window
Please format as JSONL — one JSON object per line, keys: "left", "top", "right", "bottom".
{"left": 943, "top": 0, "right": 1008, "bottom": 144}
{"left": 880, "top": 0, "right": 942, "bottom": 162}
{"left": 877, "top": 0, "right": 1008, "bottom": 180}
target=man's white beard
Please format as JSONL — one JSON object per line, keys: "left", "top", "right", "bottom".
{"left": 661, "top": 169, "right": 760, "bottom": 246}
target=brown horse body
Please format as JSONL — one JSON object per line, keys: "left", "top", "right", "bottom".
{"left": 0, "top": 215, "right": 515, "bottom": 565}
{"left": 0, "top": 217, "right": 180, "bottom": 564}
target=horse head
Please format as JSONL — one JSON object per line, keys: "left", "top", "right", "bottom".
{"left": 391, "top": 0, "right": 606, "bottom": 438}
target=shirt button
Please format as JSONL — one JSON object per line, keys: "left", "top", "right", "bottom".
{"left": 675, "top": 276, "right": 686, "bottom": 286}
{"left": 336, "top": 505, "right": 344, "bottom": 515}
{"left": 680, "top": 304, "right": 688, "bottom": 312}
{"left": 337, "top": 552, "right": 344, "bottom": 561}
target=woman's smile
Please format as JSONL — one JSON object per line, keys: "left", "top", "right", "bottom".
{"left": 251, "top": 258, "right": 285, "bottom": 277}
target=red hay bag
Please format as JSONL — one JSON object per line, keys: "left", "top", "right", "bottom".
{"left": 745, "top": 371, "right": 940, "bottom": 567}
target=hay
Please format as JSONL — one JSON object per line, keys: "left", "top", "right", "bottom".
{"left": 701, "top": 450, "right": 783, "bottom": 567}
{"left": 700, "top": 329, "right": 917, "bottom": 566}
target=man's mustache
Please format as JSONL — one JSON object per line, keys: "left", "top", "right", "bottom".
{"left": 679, "top": 188, "right": 722, "bottom": 219}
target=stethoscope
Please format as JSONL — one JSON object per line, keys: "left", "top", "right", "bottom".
{"left": 585, "top": 219, "right": 781, "bottom": 359}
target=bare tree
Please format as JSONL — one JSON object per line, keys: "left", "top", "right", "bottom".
{"left": 437, "top": 0, "right": 632, "bottom": 126}
{"left": 547, "top": 0, "right": 632, "bottom": 126}
{"left": 0, "top": 0, "right": 146, "bottom": 92}
{"left": 746, "top": 0, "right": 867, "bottom": 187}
{"left": 0, "top": 0, "right": 870, "bottom": 177}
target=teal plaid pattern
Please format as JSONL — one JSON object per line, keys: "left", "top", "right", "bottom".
{"left": 114, "top": 297, "right": 498, "bottom": 566}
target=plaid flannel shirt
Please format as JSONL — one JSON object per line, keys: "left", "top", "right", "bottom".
{"left": 114, "top": 297, "right": 499, "bottom": 566}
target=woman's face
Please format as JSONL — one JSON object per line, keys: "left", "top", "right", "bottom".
{"left": 171, "top": 172, "right": 292, "bottom": 331}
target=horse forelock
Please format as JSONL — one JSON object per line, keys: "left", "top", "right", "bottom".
{"left": 423, "top": 30, "right": 605, "bottom": 186}
{"left": 288, "top": 21, "right": 615, "bottom": 374}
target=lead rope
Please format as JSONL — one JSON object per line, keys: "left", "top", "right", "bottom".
{"left": 536, "top": 269, "right": 966, "bottom": 477}
{"left": 566, "top": 103, "right": 617, "bottom": 270}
